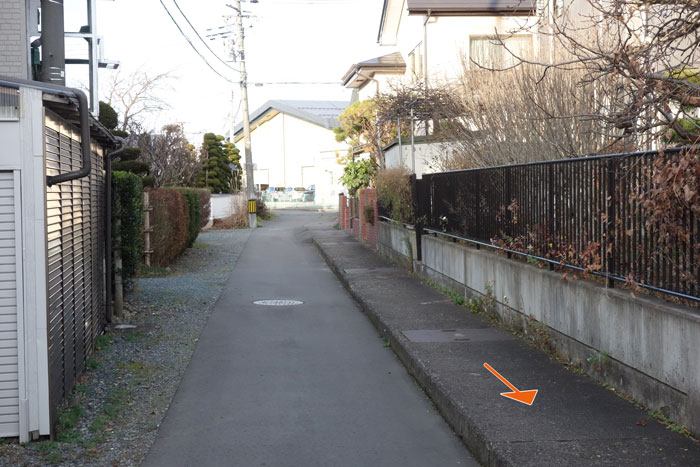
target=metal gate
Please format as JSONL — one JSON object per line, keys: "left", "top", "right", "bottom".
{"left": 44, "top": 110, "right": 105, "bottom": 421}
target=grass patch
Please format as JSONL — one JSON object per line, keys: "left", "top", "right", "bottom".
{"left": 139, "top": 264, "right": 172, "bottom": 277}
{"left": 35, "top": 441, "right": 58, "bottom": 453}
{"left": 94, "top": 334, "right": 111, "bottom": 352}
{"left": 45, "top": 451, "right": 63, "bottom": 464}
{"left": 86, "top": 357, "right": 100, "bottom": 370}
{"left": 124, "top": 332, "right": 144, "bottom": 343}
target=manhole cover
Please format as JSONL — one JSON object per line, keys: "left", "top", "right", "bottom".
{"left": 253, "top": 299, "right": 303, "bottom": 306}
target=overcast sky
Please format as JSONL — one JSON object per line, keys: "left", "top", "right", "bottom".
{"left": 62, "top": 0, "right": 386, "bottom": 144}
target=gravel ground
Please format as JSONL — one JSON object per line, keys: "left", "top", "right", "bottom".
{"left": 0, "top": 228, "right": 251, "bottom": 466}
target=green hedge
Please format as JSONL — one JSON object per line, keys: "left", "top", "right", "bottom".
{"left": 177, "top": 188, "right": 201, "bottom": 248}
{"left": 112, "top": 171, "right": 144, "bottom": 283}
{"left": 149, "top": 189, "right": 189, "bottom": 267}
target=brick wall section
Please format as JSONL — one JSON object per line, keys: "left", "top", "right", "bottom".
{"left": 357, "top": 188, "right": 378, "bottom": 247}
{"left": 0, "top": 0, "right": 28, "bottom": 79}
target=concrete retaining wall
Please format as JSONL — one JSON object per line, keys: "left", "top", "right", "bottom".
{"left": 210, "top": 194, "right": 246, "bottom": 219}
{"left": 377, "top": 222, "right": 417, "bottom": 271}
{"left": 377, "top": 225, "right": 700, "bottom": 435}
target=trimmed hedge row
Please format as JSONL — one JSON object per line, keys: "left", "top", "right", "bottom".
{"left": 112, "top": 171, "right": 144, "bottom": 284}
{"left": 149, "top": 187, "right": 211, "bottom": 266}
{"left": 149, "top": 189, "right": 189, "bottom": 267}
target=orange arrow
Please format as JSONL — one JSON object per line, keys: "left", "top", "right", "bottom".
{"left": 483, "top": 362, "right": 538, "bottom": 406}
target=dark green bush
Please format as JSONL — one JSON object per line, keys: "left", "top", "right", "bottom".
{"left": 112, "top": 160, "right": 150, "bottom": 175}
{"left": 149, "top": 189, "right": 189, "bottom": 267}
{"left": 177, "top": 188, "right": 201, "bottom": 247}
{"left": 112, "top": 171, "right": 144, "bottom": 283}
{"left": 141, "top": 176, "right": 155, "bottom": 188}
{"left": 257, "top": 198, "right": 271, "bottom": 220}
{"left": 120, "top": 147, "right": 141, "bottom": 162}
{"left": 98, "top": 101, "right": 118, "bottom": 130}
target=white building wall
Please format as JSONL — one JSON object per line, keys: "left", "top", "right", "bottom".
{"left": 0, "top": 87, "right": 51, "bottom": 441}
{"left": 390, "top": 10, "right": 538, "bottom": 86}
{"left": 245, "top": 112, "right": 348, "bottom": 207}
{"left": 384, "top": 140, "right": 449, "bottom": 177}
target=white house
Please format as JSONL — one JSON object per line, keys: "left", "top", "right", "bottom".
{"left": 342, "top": 0, "right": 538, "bottom": 176}
{"left": 233, "top": 100, "right": 349, "bottom": 207}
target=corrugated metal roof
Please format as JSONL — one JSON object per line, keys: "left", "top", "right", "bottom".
{"left": 406, "top": 0, "right": 536, "bottom": 14}
{"left": 233, "top": 100, "right": 349, "bottom": 137}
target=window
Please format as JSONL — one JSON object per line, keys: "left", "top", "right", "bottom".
{"left": 469, "top": 35, "right": 533, "bottom": 70}
{"left": 408, "top": 42, "right": 424, "bottom": 82}
{"left": 0, "top": 86, "right": 20, "bottom": 120}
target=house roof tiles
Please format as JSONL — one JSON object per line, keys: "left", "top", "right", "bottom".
{"left": 233, "top": 100, "right": 348, "bottom": 138}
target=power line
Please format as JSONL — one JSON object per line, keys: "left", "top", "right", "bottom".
{"left": 159, "top": 0, "right": 237, "bottom": 84}
{"left": 170, "top": 0, "right": 240, "bottom": 73}
{"left": 252, "top": 81, "right": 341, "bottom": 85}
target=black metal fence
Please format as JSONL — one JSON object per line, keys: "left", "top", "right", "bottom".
{"left": 415, "top": 147, "right": 700, "bottom": 302}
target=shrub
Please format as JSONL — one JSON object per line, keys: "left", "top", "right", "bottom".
{"left": 112, "top": 171, "right": 144, "bottom": 283}
{"left": 195, "top": 188, "right": 211, "bottom": 228}
{"left": 149, "top": 189, "right": 189, "bottom": 267}
{"left": 257, "top": 198, "right": 271, "bottom": 220}
{"left": 177, "top": 188, "right": 201, "bottom": 248}
{"left": 112, "top": 160, "right": 150, "bottom": 175}
{"left": 376, "top": 168, "right": 414, "bottom": 223}
{"left": 340, "top": 158, "right": 378, "bottom": 196}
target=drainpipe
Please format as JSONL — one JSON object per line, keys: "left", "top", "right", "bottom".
{"left": 424, "top": 10, "right": 431, "bottom": 89}
{"left": 104, "top": 137, "right": 126, "bottom": 323}
{"left": 0, "top": 76, "right": 92, "bottom": 186}
{"left": 39, "top": 0, "right": 66, "bottom": 86}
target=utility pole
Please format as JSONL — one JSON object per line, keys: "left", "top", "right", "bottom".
{"left": 229, "top": 1, "right": 257, "bottom": 228}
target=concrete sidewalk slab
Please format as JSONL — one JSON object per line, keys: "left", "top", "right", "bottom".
{"left": 312, "top": 228, "right": 700, "bottom": 467}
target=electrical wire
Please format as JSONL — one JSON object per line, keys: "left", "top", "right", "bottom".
{"left": 251, "top": 81, "right": 341, "bottom": 85}
{"left": 170, "top": 0, "right": 241, "bottom": 73}
{"left": 159, "top": 0, "right": 238, "bottom": 84}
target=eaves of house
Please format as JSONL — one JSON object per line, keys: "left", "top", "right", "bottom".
{"left": 341, "top": 52, "right": 407, "bottom": 88}
{"left": 378, "top": 0, "right": 537, "bottom": 45}
{"left": 233, "top": 100, "right": 349, "bottom": 142}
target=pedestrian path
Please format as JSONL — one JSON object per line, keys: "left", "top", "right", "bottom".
{"left": 143, "top": 211, "right": 477, "bottom": 467}
{"left": 312, "top": 226, "right": 700, "bottom": 466}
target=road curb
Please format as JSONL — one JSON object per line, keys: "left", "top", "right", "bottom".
{"left": 313, "top": 237, "right": 508, "bottom": 467}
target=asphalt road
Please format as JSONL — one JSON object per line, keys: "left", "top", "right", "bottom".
{"left": 144, "top": 211, "right": 477, "bottom": 467}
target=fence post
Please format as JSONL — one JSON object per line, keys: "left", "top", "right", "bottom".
{"left": 548, "top": 164, "right": 554, "bottom": 271}
{"left": 505, "top": 167, "right": 512, "bottom": 259}
{"left": 113, "top": 218, "right": 124, "bottom": 319}
{"left": 606, "top": 159, "right": 615, "bottom": 288}
{"left": 143, "top": 191, "right": 153, "bottom": 267}
{"left": 411, "top": 174, "right": 423, "bottom": 262}
{"left": 475, "top": 172, "right": 480, "bottom": 250}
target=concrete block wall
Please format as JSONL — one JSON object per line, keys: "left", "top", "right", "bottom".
{"left": 376, "top": 224, "right": 700, "bottom": 435}
{"left": 377, "top": 222, "right": 417, "bottom": 271}
{"left": 0, "top": 0, "right": 28, "bottom": 79}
